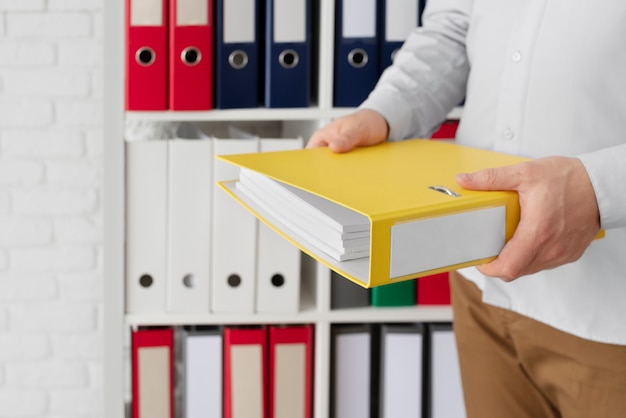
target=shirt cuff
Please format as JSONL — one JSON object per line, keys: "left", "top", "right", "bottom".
{"left": 577, "top": 144, "right": 626, "bottom": 229}
{"left": 359, "top": 88, "right": 414, "bottom": 142}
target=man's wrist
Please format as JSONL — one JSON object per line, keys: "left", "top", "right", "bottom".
{"left": 355, "top": 109, "right": 390, "bottom": 141}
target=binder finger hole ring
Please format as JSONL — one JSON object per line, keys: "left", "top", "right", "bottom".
{"left": 348, "top": 48, "right": 368, "bottom": 68}
{"left": 228, "top": 50, "right": 249, "bottom": 70}
{"left": 181, "top": 47, "right": 202, "bottom": 66}
{"left": 271, "top": 274, "right": 285, "bottom": 288}
{"left": 227, "top": 274, "right": 242, "bottom": 288}
{"left": 135, "top": 47, "right": 156, "bottom": 66}
{"left": 138, "top": 274, "right": 154, "bottom": 288}
{"left": 279, "top": 49, "right": 299, "bottom": 69}
{"left": 182, "top": 274, "right": 196, "bottom": 288}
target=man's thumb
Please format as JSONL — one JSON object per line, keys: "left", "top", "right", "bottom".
{"left": 456, "top": 167, "right": 513, "bottom": 191}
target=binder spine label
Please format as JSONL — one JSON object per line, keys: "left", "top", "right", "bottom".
{"left": 177, "top": 0, "right": 209, "bottom": 25}
{"left": 273, "top": 0, "right": 306, "bottom": 42}
{"left": 131, "top": 0, "right": 164, "bottom": 26}
{"left": 389, "top": 206, "right": 506, "bottom": 277}
{"left": 223, "top": 0, "right": 255, "bottom": 43}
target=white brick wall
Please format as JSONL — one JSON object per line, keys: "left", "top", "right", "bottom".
{"left": 0, "top": 0, "right": 104, "bottom": 416}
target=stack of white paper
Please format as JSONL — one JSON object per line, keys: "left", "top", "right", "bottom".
{"left": 237, "top": 168, "right": 370, "bottom": 261}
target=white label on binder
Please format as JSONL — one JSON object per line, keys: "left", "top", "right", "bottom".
{"left": 274, "top": 0, "right": 306, "bottom": 43}
{"left": 389, "top": 206, "right": 506, "bottom": 278}
{"left": 177, "top": 0, "right": 209, "bottom": 26}
{"left": 131, "top": 0, "right": 163, "bottom": 26}
{"left": 335, "top": 333, "right": 370, "bottom": 418}
{"left": 385, "top": 0, "right": 419, "bottom": 41}
{"left": 432, "top": 330, "right": 466, "bottom": 418}
{"left": 186, "top": 335, "right": 222, "bottom": 417}
{"left": 383, "top": 333, "right": 423, "bottom": 417}
{"left": 231, "top": 345, "right": 264, "bottom": 418}
{"left": 275, "top": 343, "right": 306, "bottom": 418}
{"left": 224, "top": 0, "right": 255, "bottom": 43}
{"left": 342, "top": 0, "right": 376, "bottom": 38}
{"left": 138, "top": 347, "right": 170, "bottom": 418}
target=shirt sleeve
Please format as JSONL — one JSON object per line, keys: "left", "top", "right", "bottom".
{"left": 359, "top": 0, "right": 472, "bottom": 141}
{"left": 577, "top": 143, "right": 626, "bottom": 229}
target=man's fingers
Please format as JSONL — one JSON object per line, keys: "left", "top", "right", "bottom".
{"left": 307, "top": 109, "right": 389, "bottom": 152}
{"left": 477, "top": 249, "right": 530, "bottom": 282}
{"left": 325, "top": 132, "right": 356, "bottom": 153}
{"left": 306, "top": 138, "right": 328, "bottom": 148}
{"left": 477, "top": 218, "right": 538, "bottom": 281}
{"left": 456, "top": 163, "right": 527, "bottom": 192}
{"left": 477, "top": 244, "right": 532, "bottom": 282}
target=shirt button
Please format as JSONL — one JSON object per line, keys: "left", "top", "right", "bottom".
{"left": 512, "top": 51, "right": 522, "bottom": 62}
{"left": 503, "top": 129, "right": 515, "bottom": 140}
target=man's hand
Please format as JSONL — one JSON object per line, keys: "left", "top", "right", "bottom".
{"left": 456, "top": 156, "right": 601, "bottom": 281}
{"left": 307, "top": 109, "right": 389, "bottom": 152}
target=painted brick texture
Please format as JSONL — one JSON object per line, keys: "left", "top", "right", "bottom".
{"left": 0, "top": 1, "right": 104, "bottom": 416}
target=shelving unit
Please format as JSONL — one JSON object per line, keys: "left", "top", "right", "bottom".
{"left": 103, "top": 1, "right": 456, "bottom": 417}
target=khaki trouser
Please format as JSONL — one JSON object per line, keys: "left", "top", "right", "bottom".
{"left": 450, "top": 271, "right": 626, "bottom": 418}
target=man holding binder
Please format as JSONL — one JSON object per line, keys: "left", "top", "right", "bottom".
{"left": 309, "top": 1, "right": 626, "bottom": 417}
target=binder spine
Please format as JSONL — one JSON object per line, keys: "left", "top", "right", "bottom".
{"left": 215, "top": 0, "right": 261, "bottom": 109}
{"left": 264, "top": 0, "right": 312, "bottom": 108}
{"left": 125, "top": 0, "right": 170, "bottom": 110}
{"left": 333, "top": 0, "right": 380, "bottom": 107}
{"left": 169, "top": 0, "right": 214, "bottom": 110}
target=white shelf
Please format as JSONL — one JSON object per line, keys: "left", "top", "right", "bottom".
{"left": 327, "top": 305, "right": 453, "bottom": 323}
{"left": 125, "top": 107, "right": 356, "bottom": 122}
{"left": 125, "top": 306, "right": 453, "bottom": 327}
{"left": 104, "top": 1, "right": 458, "bottom": 417}
{"left": 125, "top": 107, "right": 462, "bottom": 122}
{"left": 125, "top": 311, "right": 322, "bottom": 327}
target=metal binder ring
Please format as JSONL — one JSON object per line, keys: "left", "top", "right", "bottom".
{"left": 138, "top": 274, "right": 153, "bottom": 288}
{"left": 228, "top": 50, "right": 249, "bottom": 70}
{"left": 135, "top": 47, "right": 156, "bottom": 66}
{"left": 279, "top": 49, "right": 299, "bottom": 69}
{"left": 181, "top": 46, "right": 202, "bottom": 66}
{"left": 182, "top": 274, "right": 196, "bottom": 288}
{"left": 348, "top": 48, "right": 368, "bottom": 68}
{"left": 428, "top": 186, "right": 461, "bottom": 197}
{"left": 227, "top": 274, "right": 242, "bottom": 288}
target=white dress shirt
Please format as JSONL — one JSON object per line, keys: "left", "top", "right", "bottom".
{"left": 361, "top": 0, "right": 626, "bottom": 344}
